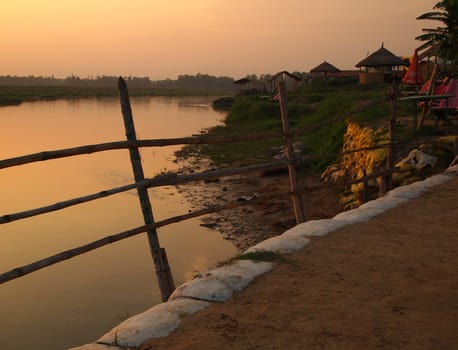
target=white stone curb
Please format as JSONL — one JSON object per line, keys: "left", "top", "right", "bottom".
{"left": 69, "top": 344, "right": 121, "bottom": 350}
{"left": 169, "top": 260, "right": 273, "bottom": 301}
{"left": 95, "top": 298, "right": 210, "bottom": 348}
{"left": 283, "top": 219, "right": 351, "bottom": 238}
{"left": 70, "top": 167, "right": 458, "bottom": 349}
{"left": 244, "top": 234, "right": 310, "bottom": 254}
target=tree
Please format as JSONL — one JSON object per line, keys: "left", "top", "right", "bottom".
{"left": 415, "top": 0, "right": 458, "bottom": 64}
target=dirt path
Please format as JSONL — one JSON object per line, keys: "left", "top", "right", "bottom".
{"left": 140, "top": 175, "right": 458, "bottom": 350}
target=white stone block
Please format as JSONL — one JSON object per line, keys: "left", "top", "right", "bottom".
{"left": 386, "top": 185, "right": 424, "bottom": 199}
{"left": 445, "top": 164, "right": 458, "bottom": 173}
{"left": 421, "top": 174, "right": 452, "bottom": 187}
{"left": 68, "top": 344, "right": 121, "bottom": 350}
{"left": 358, "top": 196, "right": 409, "bottom": 211}
{"left": 97, "top": 298, "right": 209, "bottom": 348}
{"left": 244, "top": 234, "right": 310, "bottom": 254}
{"left": 204, "top": 260, "right": 272, "bottom": 292}
{"left": 168, "top": 276, "right": 233, "bottom": 302}
{"left": 333, "top": 207, "right": 384, "bottom": 223}
{"left": 282, "top": 219, "right": 350, "bottom": 238}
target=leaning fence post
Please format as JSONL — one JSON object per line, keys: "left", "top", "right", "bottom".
{"left": 118, "top": 77, "right": 175, "bottom": 301}
{"left": 278, "top": 81, "right": 305, "bottom": 224}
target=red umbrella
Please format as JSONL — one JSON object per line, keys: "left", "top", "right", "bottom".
{"left": 402, "top": 50, "right": 423, "bottom": 86}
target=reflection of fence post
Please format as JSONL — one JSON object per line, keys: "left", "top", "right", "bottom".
{"left": 278, "top": 81, "right": 305, "bottom": 224}
{"left": 118, "top": 77, "right": 175, "bottom": 302}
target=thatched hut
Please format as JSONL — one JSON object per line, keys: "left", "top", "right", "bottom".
{"left": 234, "top": 78, "right": 265, "bottom": 94}
{"left": 310, "top": 61, "right": 341, "bottom": 76}
{"left": 356, "top": 44, "right": 407, "bottom": 84}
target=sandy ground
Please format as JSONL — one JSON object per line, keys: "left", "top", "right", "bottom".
{"left": 139, "top": 175, "right": 458, "bottom": 350}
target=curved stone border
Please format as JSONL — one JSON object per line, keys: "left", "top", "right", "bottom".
{"left": 70, "top": 165, "right": 458, "bottom": 350}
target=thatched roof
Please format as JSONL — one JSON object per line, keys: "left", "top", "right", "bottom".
{"left": 234, "top": 78, "right": 251, "bottom": 85}
{"left": 310, "top": 61, "right": 340, "bottom": 73}
{"left": 356, "top": 45, "right": 407, "bottom": 68}
{"left": 270, "top": 71, "right": 303, "bottom": 82}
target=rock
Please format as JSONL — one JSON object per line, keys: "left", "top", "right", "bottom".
{"left": 397, "top": 149, "right": 438, "bottom": 170}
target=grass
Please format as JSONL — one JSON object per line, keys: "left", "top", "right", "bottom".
{"left": 218, "top": 250, "right": 287, "bottom": 267}
{"left": 188, "top": 78, "right": 400, "bottom": 170}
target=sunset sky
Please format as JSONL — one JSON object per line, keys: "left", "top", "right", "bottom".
{"left": 1, "top": 0, "right": 437, "bottom": 80}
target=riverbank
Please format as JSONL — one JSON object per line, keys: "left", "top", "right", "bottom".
{"left": 176, "top": 157, "right": 343, "bottom": 251}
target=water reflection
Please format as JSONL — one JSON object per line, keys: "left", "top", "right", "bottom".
{"left": 0, "top": 97, "right": 236, "bottom": 350}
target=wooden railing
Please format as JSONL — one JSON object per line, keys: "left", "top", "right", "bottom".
{"left": 0, "top": 78, "right": 399, "bottom": 301}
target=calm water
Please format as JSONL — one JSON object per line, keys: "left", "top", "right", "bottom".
{"left": 0, "top": 97, "right": 237, "bottom": 350}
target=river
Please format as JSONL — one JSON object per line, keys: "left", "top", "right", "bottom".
{"left": 0, "top": 96, "right": 237, "bottom": 350}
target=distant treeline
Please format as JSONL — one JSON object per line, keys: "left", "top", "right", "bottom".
{"left": 0, "top": 74, "right": 236, "bottom": 92}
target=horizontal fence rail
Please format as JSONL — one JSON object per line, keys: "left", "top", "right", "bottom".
{"left": 0, "top": 158, "right": 295, "bottom": 224}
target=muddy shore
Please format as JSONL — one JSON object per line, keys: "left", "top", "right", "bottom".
{"left": 176, "top": 158, "right": 343, "bottom": 251}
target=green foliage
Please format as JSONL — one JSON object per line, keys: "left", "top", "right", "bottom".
{"left": 415, "top": 0, "right": 458, "bottom": 63}
{"left": 218, "top": 250, "right": 287, "bottom": 266}
{"left": 193, "top": 79, "right": 393, "bottom": 170}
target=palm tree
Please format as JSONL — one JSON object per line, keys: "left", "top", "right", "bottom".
{"left": 415, "top": 0, "right": 458, "bottom": 64}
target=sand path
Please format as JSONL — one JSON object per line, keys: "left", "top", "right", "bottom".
{"left": 140, "top": 176, "right": 458, "bottom": 350}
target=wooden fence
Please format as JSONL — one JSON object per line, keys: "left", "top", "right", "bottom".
{"left": 0, "top": 78, "right": 400, "bottom": 301}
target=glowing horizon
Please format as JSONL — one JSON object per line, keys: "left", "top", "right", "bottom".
{"left": 1, "top": 0, "right": 436, "bottom": 80}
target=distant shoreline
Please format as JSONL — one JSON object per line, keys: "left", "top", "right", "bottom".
{"left": 0, "top": 85, "right": 232, "bottom": 107}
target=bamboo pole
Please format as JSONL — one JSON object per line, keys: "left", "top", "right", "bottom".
{"left": 278, "top": 81, "right": 305, "bottom": 223}
{"left": 118, "top": 77, "right": 174, "bottom": 301}
{"left": 0, "top": 133, "right": 285, "bottom": 170}
{"left": 0, "top": 158, "right": 294, "bottom": 225}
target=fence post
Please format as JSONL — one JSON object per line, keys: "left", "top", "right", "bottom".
{"left": 362, "top": 169, "right": 369, "bottom": 203}
{"left": 118, "top": 77, "right": 175, "bottom": 301}
{"left": 380, "top": 74, "right": 398, "bottom": 196}
{"left": 277, "top": 81, "right": 305, "bottom": 224}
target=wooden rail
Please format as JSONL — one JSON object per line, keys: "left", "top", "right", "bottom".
{"left": 0, "top": 78, "right": 395, "bottom": 299}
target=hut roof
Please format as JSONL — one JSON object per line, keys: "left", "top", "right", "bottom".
{"left": 310, "top": 61, "right": 340, "bottom": 73}
{"left": 270, "top": 71, "right": 303, "bottom": 82}
{"left": 355, "top": 45, "right": 407, "bottom": 68}
{"left": 234, "top": 78, "right": 251, "bottom": 85}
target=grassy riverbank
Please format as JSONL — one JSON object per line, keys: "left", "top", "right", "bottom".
{"left": 188, "top": 78, "right": 414, "bottom": 170}
{"left": 0, "top": 85, "right": 229, "bottom": 106}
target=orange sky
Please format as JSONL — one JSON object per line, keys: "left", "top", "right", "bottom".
{"left": 0, "top": 0, "right": 437, "bottom": 79}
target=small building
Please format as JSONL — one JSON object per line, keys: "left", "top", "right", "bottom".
{"left": 233, "top": 78, "right": 265, "bottom": 94}
{"left": 267, "top": 71, "right": 303, "bottom": 93}
{"left": 310, "top": 61, "right": 341, "bottom": 77}
{"left": 355, "top": 44, "right": 408, "bottom": 84}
